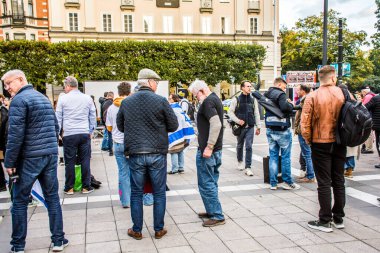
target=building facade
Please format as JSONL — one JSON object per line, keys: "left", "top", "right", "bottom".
{"left": 0, "top": 0, "right": 49, "bottom": 41}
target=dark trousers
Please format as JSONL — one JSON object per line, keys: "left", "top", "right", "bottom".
{"left": 311, "top": 142, "right": 346, "bottom": 224}
{"left": 0, "top": 160, "right": 6, "bottom": 189}
{"left": 375, "top": 130, "right": 380, "bottom": 157}
{"left": 63, "top": 134, "right": 91, "bottom": 190}
{"left": 236, "top": 127, "right": 254, "bottom": 168}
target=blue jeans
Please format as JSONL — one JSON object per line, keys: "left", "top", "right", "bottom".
{"left": 344, "top": 156, "right": 355, "bottom": 170}
{"left": 143, "top": 193, "right": 154, "bottom": 206}
{"left": 170, "top": 151, "right": 184, "bottom": 173}
{"left": 114, "top": 142, "right": 131, "bottom": 207}
{"left": 266, "top": 128, "right": 293, "bottom": 186}
{"left": 101, "top": 129, "right": 113, "bottom": 151}
{"left": 63, "top": 134, "right": 91, "bottom": 190}
{"left": 196, "top": 150, "right": 224, "bottom": 220}
{"left": 129, "top": 154, "right": 167, "bottom": 232}
{"left": 237, "top": 127, "right": 255, "bottom": 168}
{"left": 298, "top": 134, "right": 315, "bottom": 179}
{"left": 11, "top": 155, "right": 64, "bottom": 251}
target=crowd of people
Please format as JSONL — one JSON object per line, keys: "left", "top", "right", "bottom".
{"left": 0, "top": 65, "right": 379, "bottom": 252}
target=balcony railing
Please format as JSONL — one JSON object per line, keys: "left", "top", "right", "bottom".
{"left": 65, "top": 0, "right": 80, "bottom": 8}
{"left": 0, "top": 15, "right": 46, "bottom": 27}
{"left": 248, "top": 0, "right": 260, "bottom": 13}
{"left": 120, "top": 0, "right": 135, "bottom": 11}
{"left": 200, "top": 0, "right": 212, "bottom": 13}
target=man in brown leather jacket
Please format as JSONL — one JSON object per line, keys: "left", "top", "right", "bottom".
{"left": 301, "top": 65, "right": 346, "bottom": 233}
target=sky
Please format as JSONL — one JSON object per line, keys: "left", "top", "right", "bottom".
{"left": 280, "top": 0, "right": 377, "bottom": 47}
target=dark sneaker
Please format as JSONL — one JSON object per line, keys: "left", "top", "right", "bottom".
{"left": 109, "top": 151, "right": 114, "bottom": 156}
{"left": 202, "top": 219, "right": 226, "bottom": 227}
{"left": 10, "top": 247, "right": 24, "bottom": 253}
{"left": 82, "top": 187, "right": 94, "bottom": 194}
{"left": 127, "top": 228, "right": 142, "bottom": 240}
{"left": 52, "top": 238, "right": 69, "bottom": 252}
{"left": 297, "top": 177, "right": 316, "bottom": 183}
{"left": 361, "top": 150, "right": 374, "bottom": 154}
{"left": 307, "top": 220, "right": 333, "bottom": 233}
{"left": 167, "top": 171, "right": 178, "bottom": 175}
{"left": 331, "top": 221, "right": 345, "bottom": 229}
{"left": 375, "top": 164, "right": 380, "bottom": 169}
{"left": 198, "top": 212, "right": 211, "bottom": 218}
{"left": 178, "top": 169, "right": 184, "bottom": 173}
{"left": 154, "top": 228, "right": 167, "bottom": 239}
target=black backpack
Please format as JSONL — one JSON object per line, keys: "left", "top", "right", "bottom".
{"left": 335, "top": 88, "right": 372, "bottom": 147}
{"left": 181, "top": 100, "right": 195, "bottom": 121}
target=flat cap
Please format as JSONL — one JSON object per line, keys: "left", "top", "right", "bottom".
{"left": 138, "top": 68, "right": 161, "bottom": 80}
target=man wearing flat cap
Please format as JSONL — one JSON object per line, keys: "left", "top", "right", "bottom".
{"left": 117, "top": 68, "right": 178, "bottom": 240}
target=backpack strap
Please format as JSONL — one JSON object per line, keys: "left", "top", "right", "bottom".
{"left": 340, "top": 87, "right": 350, "bottom": 102}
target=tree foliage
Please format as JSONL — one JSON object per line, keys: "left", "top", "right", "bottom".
{"left": 281, "top": 10, "right": 371, "bottom": 90}
{"left": 0, "top": 40, "right": 266, "bottom": 89}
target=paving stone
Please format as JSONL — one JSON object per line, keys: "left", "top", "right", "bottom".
{"left": 152, "top": 234, "right": 189, "bottom": 249}
{"left": 272, "top": 223, "right": 309, "bottom": 235}
{"left": 260, "top": 214, "right": 293, "bottom": 225}
{"left": 363, "top": 238, "right": 380, "bottom": 250}
{"left": 87, "top": 241, "right": 121, "bottom": 253}
{"left": 87, "top": 221, "right": 117, "bottom": 232}
{"left": 65, "top": 233, "right": 85, "bottom": 246}
{"left": 24, "top": 236, "right": 51, "bottom": 250}
{"left": 224, "top": 238, "right": 265, "bottom": 252}
{"left": 284, "top": 212, "right": 317, "bottom": 223}
{"left": 86, "top": 230, "right": 119, "bottom": 244}
{"left": 334, "top": 241, "right": 379, "bottom": 253}
{"left": 120, "top": 238, "right": 157, "bottom": 252}
{"left": 234, "top": 217, "right": 266, "bottom": 229}
{"left": 177, "top": 222, "right": 211, "bottom": 234}
{"left": 27, "top": 228, "right": 52, "bottom": 239}
{"left": 224, "top": 206, "right": 255, "bottom": 219}
{"left": 273, "top": 205, "right": 305, "bottom": 214}
{"left": 301, "top": 244, "right": 344, "bottom": 253}
{"left": 342, "top": 219, "right": 380, "bottom": 240}
{"left": 255, "top": 235, "right": 296, "bottom": 250}
{"left": 285, "top": 232, "right": 326, "bottom": 246}
{"left": 62, "top": 244, "right": 85, "bottom": 253}
{"left": 158, "top": 246, "right": 194, "bottom": 253}
{"left": 270, "top": 247, "right": 306, "bottom": 253}
{"left": 249, "top": 207, "right": 280, "bottom": 216}
{"left": 211, "top": 221, "right": 251, "bottom": 241}
{"left": 171, "top": 214, "right": 202, "bottom": 224}
{"left": 313, "top": 229, "right": 356, "bottom": 243}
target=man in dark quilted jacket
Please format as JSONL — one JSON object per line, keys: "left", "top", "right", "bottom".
{"left": 2, "top": 69, "right": 68, "bottom": 253}
{"left": 117, "top": 68, "right": 178, "bottom": 240}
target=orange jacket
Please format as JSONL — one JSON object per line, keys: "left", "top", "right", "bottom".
{"left": 301, "top": 83, "right": 344, "bottom": 144}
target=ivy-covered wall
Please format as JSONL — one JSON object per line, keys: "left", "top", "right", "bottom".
{"left": 0, "top": 40, "right": 266, "bottom": 89}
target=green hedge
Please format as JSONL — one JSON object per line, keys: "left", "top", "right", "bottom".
{"left": 0, "top": 40, "right": 266, "bottom": 89}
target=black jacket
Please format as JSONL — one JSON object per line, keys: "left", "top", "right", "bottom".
{"left": 365, "top": 94, "right": 380, "bottom": 131}
{"left": 102, "top": 98, "right": 113, "bottom": 123}
{"left": 264, "top": 87, "right": 293, "bottom": 130}
{"left": 116, "top": 86, "right": 178, "bottom": 155}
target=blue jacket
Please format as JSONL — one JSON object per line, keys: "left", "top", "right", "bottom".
{"left": 5, "top": 85, "right": 59, "bottom": 168}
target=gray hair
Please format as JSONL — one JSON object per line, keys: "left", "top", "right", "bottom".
{"left": 188, "top": 79, "right": 208, "bottom": 95}
{"left": 1, "top": 69, "right": 27, "bottom": 83}
{"left": 63, "top": 76, "right": 78, "bottom": 87}
{"left": 137, "top": 79, "right": 149, "bottom": 87}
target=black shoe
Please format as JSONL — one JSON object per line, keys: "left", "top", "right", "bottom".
{"left": 361, "top": 150, "right": 374, "bottom": 154}
{"left": 101, "top": 148, "right": 109, "bottom": 151}
{"left": 178, "top": 169, "right": 184, "bottom": 173}
{"left": 167, "top": 171, "right": 178, "bottom": 175}
{"left": 375, "top": 164, "right": 380, "bottom": 169}
{"left": 307, "top": 220, "right": 333, "bottom": 233}
{"left": 109, "top": 151, "right": 114, "bottom": 156}
{"left": 0, "top": 185, "right": 6, "bottom": 192}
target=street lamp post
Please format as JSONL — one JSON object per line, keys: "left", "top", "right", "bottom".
{"left": 273, "top": 0, "right": 277, "bottom": 79}
{"left": 322, "top": 0, "right": 328, "bottom": 65}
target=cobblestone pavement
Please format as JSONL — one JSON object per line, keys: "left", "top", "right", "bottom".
{"left": 1, "top": 124, "right": 380, "bottom": 253}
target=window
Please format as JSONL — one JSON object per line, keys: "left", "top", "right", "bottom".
{"left": 201, "top": 17, "right": 211, "bottom": 34}
{"left": 162, "top": 16, "right": 173, "bottom": 33}
{"left": 124, "top": 14, "right": 133, "bottom": 33}
{"left": 31, "top": 34, "right": 35, "bottom": 40}
{"left": 143, "top": 16, "right": 153, "bottom": 33}
{"left": 103, "top": 14, "right": 112, "bottom": 32}
{"left": 2, "top": 1, "right": 7, "bottom": 15}
{"left": 14, "top": 33, "right": 26, "bottom": 40}
{"left": 5, "top": 33, "right": 9, "bottom": 41}
{"left": 249, "top": 17, "right": 258, "bottom": 35}
{"left": 221, "top": 17, "right": 230, "bottom": 34}
{"left": 69, "top": 13, "right": 78, "bottom": 31}
{"left": 11, "top": 0, "right": 24, "bottom": 17}
{"left": 183, "top": 16, "right": 192, "bottom": 34}
{"left": 28, "top": 0, "right": 33, "bottom": 17}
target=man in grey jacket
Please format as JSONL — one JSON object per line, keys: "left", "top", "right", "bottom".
{"left": 228, "top": 81, "right": 261, "bottom": 176}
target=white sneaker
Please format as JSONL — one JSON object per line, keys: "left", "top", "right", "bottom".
{"left": 245, "top": 168, "right": 254, "bottom": 176}
{"left": 270, "top": 185, "right": 278, "bottom": 190}
{"left": 331, "top": 221, "right": 345, "bottom": 229}
{"left": 299, "top": 170, "right": 306, "bottom": 178}
{"left": 281, "top": 182, "right": 301, "bottom": 190}
{"left": 237, "top": 162, "right": 244, "bottom": 171}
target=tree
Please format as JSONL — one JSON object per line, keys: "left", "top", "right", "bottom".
{"left": 281, "top": 10, "right": 370, "bottom": 89}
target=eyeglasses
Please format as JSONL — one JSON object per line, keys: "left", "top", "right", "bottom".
{"left": 3, "top": 77, "right": 20, "bottom": 88}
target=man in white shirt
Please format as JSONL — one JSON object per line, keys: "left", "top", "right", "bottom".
{"left": 106, "top": 82, "right": 131, "bottom": 208}
{"left": 56, "top": 76, "right": 96, "bottom": 195}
